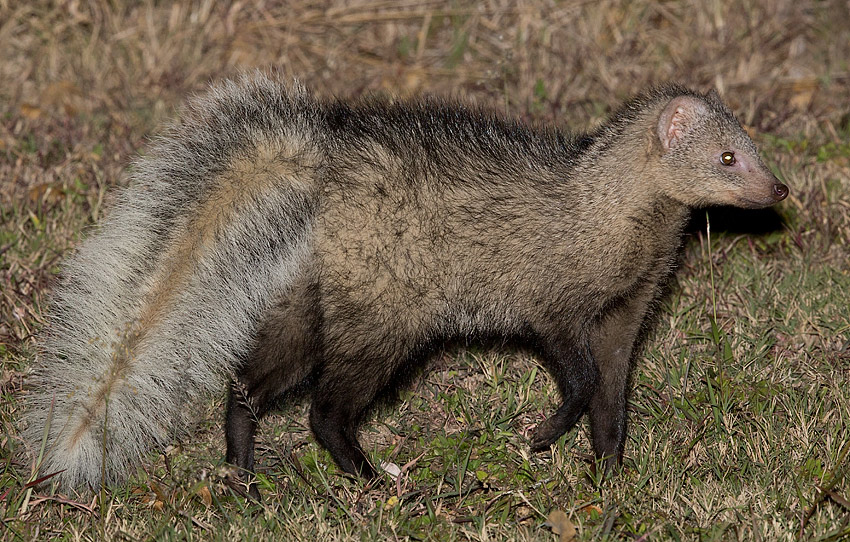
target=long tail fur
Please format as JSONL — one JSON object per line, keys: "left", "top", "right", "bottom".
{"left": 23, "top": 72, "right": 321, "bottom": 490}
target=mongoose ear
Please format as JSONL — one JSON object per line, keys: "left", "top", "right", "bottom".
{"left": 657, "top": 96, "right": 709, "bottom": 151}
{"left": 706, "top": 88, "right": 721, "bottom": 101}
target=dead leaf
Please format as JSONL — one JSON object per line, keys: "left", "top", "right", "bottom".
{"left": 41, "top": 80, "right": 83, "bottom": 117}
{"left": 579, "top": 503, "right": 603, "bottom": 517}
{"left": 404, "top": 68, "right": 426, "bottom": 92}
{"left": 546, "top": 509, "right": 577, "bottom": 542}
{"left": 28, "top": 183, "right": 66, "bottom": 206}
{"left": 134, "top": 487, "right": 165, "bottom": 511}
{"left": 790, "top": 89, "right": 814, "bottom": 111}
{"left": 196, "top": 485, "right": 212, "bottom": 507}
{"left": 381, "top": 461, "right": 402, "bottom": 479}
{"left": 20, "top": 104, "right": 42, "bottom": 119}
{"left": 786, "top": 74, "right": 818, "bottom": 111}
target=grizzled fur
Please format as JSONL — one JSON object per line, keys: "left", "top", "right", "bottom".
{"left": 24, "top": 72, "right": 787, "bottom": 495}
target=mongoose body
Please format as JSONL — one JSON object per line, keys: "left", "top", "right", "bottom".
{"left": 23, "top": 73, "right": 787, "bottom": 495}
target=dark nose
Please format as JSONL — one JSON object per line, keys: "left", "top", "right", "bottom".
{"left": 773, "top": 183, "right": 788, "bottom": 201}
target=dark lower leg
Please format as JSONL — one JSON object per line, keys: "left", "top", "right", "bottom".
{"left": 530, "top": 338, "right": 599, "bottom": 451}
{"left": 529, "top": 397, "right": 590, "bottom": 451}
{"left": 586, "top": 292, "right": 652, "bottom": 472}
{"left": 588, "top": 384, "right": 627, "bottom": 472}
{"left": 309, "top": 394, "right": 377, "bottom": 479}
{"left": 225, "top": 384, "right": 262, "bottom": 499}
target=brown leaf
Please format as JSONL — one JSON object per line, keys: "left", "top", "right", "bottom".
{"left": 196, "top": 485, "right": 212, "bottom": 507}
{"left": 579, "top": 503, "right": 603, "bottom": 517}
{"left": 134, "top": 487, "right": 165, "bottom": 511}
{"left": 41, "top": 80, "right": 83, "bottom": 116}
{"left": 20, "top": 104, "right": 42, "bottom": 119}
{"left": 546, "top": 509, "right": 577, "bottom": 542}
{"left": 28, "top": 183, "right": 66, "bottom": 206}
{"left": 786, "top": 75, "right": 818, "bottom": 111}
{"left": 789, "top": 89, "right": 814, "bottom": 111}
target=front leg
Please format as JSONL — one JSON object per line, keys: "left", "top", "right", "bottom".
{"left": 530, "top": 333, "right": 599, "bottom": 451}
{"left": 588, "top": 289, "right": 655, "bottom": 472}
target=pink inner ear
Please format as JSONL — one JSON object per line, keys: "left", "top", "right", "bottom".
{"left": 666, "top": 107, "right": 687, "bottom": 149}
{"left": 659, "top": 97, "right": 708, "bottom": 151}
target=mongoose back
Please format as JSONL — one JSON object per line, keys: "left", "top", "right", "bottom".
{"left": 23, "top": 72, "right": 788, "bottom": 496}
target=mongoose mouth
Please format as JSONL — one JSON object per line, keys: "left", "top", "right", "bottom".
{"left": 733, "top": 182, "right": 788, "bottom": 208}
{"left": 730, "top": 177, "right": 789, "bottom": 209}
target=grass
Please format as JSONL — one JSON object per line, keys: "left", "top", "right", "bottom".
{"left": 1, "top": 0, "right": 849, "bottom": 540}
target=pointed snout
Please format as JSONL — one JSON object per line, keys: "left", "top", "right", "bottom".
{"left": 731, "top": 172, "right": 789, "bottom": 209}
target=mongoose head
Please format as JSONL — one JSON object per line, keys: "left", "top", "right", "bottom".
{"left": 654, "top": 90, "right": 788, "bottom": 209}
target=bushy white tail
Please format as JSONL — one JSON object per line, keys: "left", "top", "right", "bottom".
{"left": 23, "top": 72, "right": 321, "bottom": 491}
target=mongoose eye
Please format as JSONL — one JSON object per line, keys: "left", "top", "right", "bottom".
{"left": 720, "top": 151, "right": 736, "bottom": 166}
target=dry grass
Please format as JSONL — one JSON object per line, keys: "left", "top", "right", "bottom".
{"left": 1, "top": 0, "right": 849, "bottom": 540}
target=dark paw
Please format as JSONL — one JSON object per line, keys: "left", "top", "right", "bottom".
{"left": 529, "top": 417, "right": 565, "bottom": 452}
{"left": 335, "top": 451, "right": 378, "bottom": 480}
{"left": 594, "top": 452, "right": 621, "bottom": 477}
{"left": 350, "top": 461, "right": 378, "bottom": 480}
{"left": 247, "top": 482, "right": 261, "bottom": 501}
{"left": 223, "top": 465, "right": 262, "bottom": 501}
{"left": 530, "top": 402, "right": 588, "bottom": 452}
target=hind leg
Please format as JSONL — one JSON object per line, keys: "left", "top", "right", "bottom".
{"left": 225, "top": 282, "right": 321, "bottom": 498}
{"left": 309, "top": 390, "right": 377, "bottom": 479}
{"left": 529, "top": 331, "right": 600, "bottom": 451}
{"left": 225, "top": 383, "right": 259, "bottom": 479}
{"left": 308, "top": 359, "right": 387, "bottom": 479}
{"left": 226, "top": 370, "right": 308, "bottom": 500}
{"left": 308, "top": 332, "right": 418, "bottom": 479}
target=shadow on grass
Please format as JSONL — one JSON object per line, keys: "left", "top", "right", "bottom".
{"left": 687, "top": 206, "right": 786, "bottom": 236}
